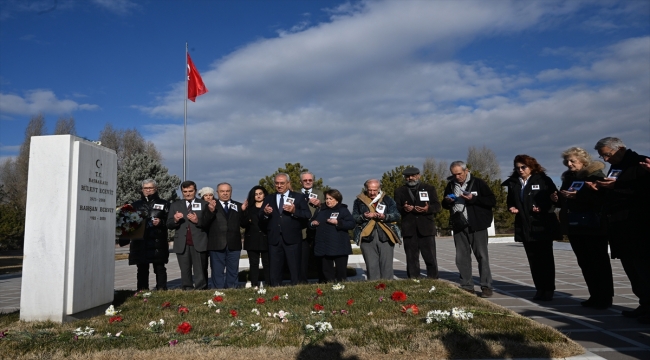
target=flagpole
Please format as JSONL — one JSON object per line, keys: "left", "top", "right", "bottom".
{"left": 183, "top": 42, "right": 188, "bottom": 181}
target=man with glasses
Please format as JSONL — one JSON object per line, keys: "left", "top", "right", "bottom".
{"left": 122, "top": 179, "right": 170, "bottom": 290}
{"left": 394, "top": 167, "right": 441, "bottom": 279}
{"left": 592, "top": 137, "right": 650, "bottom": 323}
{"left": 299, "top": 171, "right": 323, "bottom": 283}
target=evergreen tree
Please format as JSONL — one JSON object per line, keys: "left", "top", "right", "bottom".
{"left": 116, "top": 153, "right": 181, "bottom": 205}
{"left": 258, "top": 163, "right": 327, "bottom": 194}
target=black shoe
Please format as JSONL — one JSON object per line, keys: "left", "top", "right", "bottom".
{"left": 479, "top": 287, "right": 493, "bottom": 298}
{"left": 532, "top": 291, "right": 543, "bottom": 300}
{"left": 580, "top": 298, "right": 594, "bottom": 307}
{"left": 622, "top": 306, "right": 648, "bottom": 318}
{"left": 539, "top": 290, "right": 554, "bottom": 301}
{"left": 581, "top": 298, "right": 612, "bottom": 309}
{"left": 460, "top": 287, "right": 475, "bottom": 295}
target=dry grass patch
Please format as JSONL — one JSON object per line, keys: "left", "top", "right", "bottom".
{"left": 0, "top": 279, "right": 583, "bottom": 359}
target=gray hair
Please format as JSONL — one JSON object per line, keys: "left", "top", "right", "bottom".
{"left": 300, "top": 171, "right": 315, "bottom": 180}
{"left": 141, "top": 179, "right": 157, "bottom": 187}
{"left": 198, "top": 186, "right": 214, "bottom": 198}
{"left": 364, "top": 179, "right": 380, "bottom": 189}
{"left": 594, "top": 137, "right": 626, "bottom": 151}
{"left": 216, "top": 182, "right": 232, "bottom": 190}
{"left": 449, "top": 161, "right": 467, "bottom": 171}
{"left": 275, "top": 173, "right": 291, "bottom": 182}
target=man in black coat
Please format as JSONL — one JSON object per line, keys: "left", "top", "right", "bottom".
{"left": 443, "top": 161, "right": 497, "bottom": 297}
{"left": 204, "top": 183, "right": 244, "bottom": 289}
{"left": 394, "top": 167, "right": 441, "bottom": 279}
{"left": 123, "top": 179, "right": 169, "bottom": 290}
{"left": 259, "top": 173, "right": 311, "bottom": 286}
{"left": 298, "top": 170, "right": 323, "bottom": 283}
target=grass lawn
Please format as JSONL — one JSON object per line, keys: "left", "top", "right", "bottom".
{"left": 0, "top": 279, "right": 583, "bottom": 359}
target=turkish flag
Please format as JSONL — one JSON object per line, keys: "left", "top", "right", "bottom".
{"left": 187, "top": 53, "right": 208, "bottom": 102}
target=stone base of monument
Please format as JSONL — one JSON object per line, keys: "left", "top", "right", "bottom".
{"left": 20, "top": 135, "right": 117, "bottom": 323}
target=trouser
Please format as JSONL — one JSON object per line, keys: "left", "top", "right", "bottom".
{"left": 136, "top": 262, "right": 167, "bottom": 290}
{"left": 453, "top": 229, "right": 492, "bottom": 290}
{"left": 176, "top": 245, "right": 208, "bottom": 290}
{"left": 569, "top": 234, "right": 613, "bottom": 300}
{"left": 403, "top": 234, "right": 438, "bottom": 279}
{"left": 360, "top": 232, "right": 394, "bottom": 280}
{"left": 620, "top": 250, "right": 650, "bottom": 307}
{"left": 299, "top": 238, "right": 313, "bottom": 283}
{"left": 322, "top": 255, "right": 348, "bottom": 282}
{"left": 247, "top": 250, "right": 270, "bottom": 287}
{"left": 523, "top": 240, "right": 555, "bottom": 291}
{"left": 269, "top": 237, "right": 301, "bottom": 286}
{"left": 209, "top": 248, "right": 241, "bottom": 289}
{"left": 608, "top": 221, "right": 650, "bottom": 308}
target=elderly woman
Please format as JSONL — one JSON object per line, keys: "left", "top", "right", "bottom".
{"left": 198, "top": 187, "right": 215, "bottom": 202}
{"left": 240, "top": 185, "right": 270, "bottom": 287}
{"left": 502, "top": 155, "right": 561, "bottom": 301}
{"left": 552, "top": 147, "right": 612, "bottom": 308}
{"left": 309, "top": 189, "right": 355, "bottom": 282}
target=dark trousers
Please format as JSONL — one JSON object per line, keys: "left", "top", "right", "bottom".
{"left": 620, "top": 249, "right": 650, "bottom": 307}
{"left": 299, "top": 239, "right": 311, "bottom": 284}
{"left": 569, "top": 234, "right": 613, "bottom": 301}
{"left": 403, "top": 234, "right": 438, "bottom": 279}
{"left": 322, "top": 255, "right": 348, "bottom": 282}
{"left": 248, "top": 250, "right": 270, "bottom": 287}
{"left": 453, "top": 229, "right": 492, "bottom": 290}
{"left": 522, "top": 240, "right": 555, "bottom": 291}
{"left": 136, "top": 262, "right": 167, "bottom": 290}
{"left": 269, "top": 237, "right": 301, "bottom": 286}
{"left": 209, "top": 248, "right": 241, "bottom": 289}
{"left": 176, "top": 245, "right": 208, "bottom": 290}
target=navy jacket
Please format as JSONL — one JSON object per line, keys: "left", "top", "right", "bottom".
{"left": 258, "top": 191, "right": 311, "bottom": 245}
{"left": 310, "top": 203, "right": 355, "bottom": 257}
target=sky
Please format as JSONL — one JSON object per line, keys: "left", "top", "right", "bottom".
{"left": 1, "top": 0, "right": 649, "bottom": 203}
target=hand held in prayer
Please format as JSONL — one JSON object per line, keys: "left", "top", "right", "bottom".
{"left": 508, "top": 207, "right": 519, "bottom": 214}
{"left": 597, "top": 178, "right": 616, "bottom": 189}
{"left": 208, "top": 200, "right": 217, "bottom": 212}
{"left": 404, "top": 201, "right": 413, "bottom": 212}
{"left": 311, "top": 220, "right": 320, "bottom": 227}
{"left": 174, "top": 211, "right": 183, "bottom": 222}
{"left": 532, "top": 205, "right": 540, "bottom": 213}
{"left": 187, "top": 212, "right": 198, "bottom": 223}
{"left": 550, "top": 191, "right": 559, "bottom": 202}
{"left": 241, "top": 199, "right": 248, "bottom": 211}
{"left": 414, "top": 202, "right": 429, "bottom": 212}
{"left": 263, "top": 204, "right": 273, "bottom": 215}
{"left": 283, "top": 203, "right": 295, "bottom": 214}
{"left": 327, "top": 218, "right": 338, "bottom": 225}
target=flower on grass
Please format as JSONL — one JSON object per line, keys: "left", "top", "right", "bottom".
{"left": 332, "top": 283, "right": 345, "bottom": 290}
{"left": 230, "top": 310, "right": 238, "bottom": 318}
{"left": 205, "top": 299, "right": 217, "bottom": 308}
{"left": 367, "top": 312, "right": 373, "bottom": 316}
{"left": 282, "top": 293, "right": 289, "bottom": 300}
{"left": 273, "top": 310, "right": 290, "bottom": 322}
{"left": 315, "top": 321, "right": 333, "bottom": 332}
{"left": 148, "top": 319, "right": 165, "bottom": 332}
{"left": 401, "top": 304, "right": 420, "bottom": 315}
{"left": 105, "top": 305, "right": 120, "bottom": 316}
{"left": 271, "top": 295, "right": 279, "bottom": 302}
{"left": 213, "top": 290, "right": 225, "bottom": 296}
{"left": 451, "top": 307, "right": 474, "bottom": 320}
{"left": 109, "top": 316, "right": 123, "bottom": 324}
{"left": 251, "top": 308, "right": 260, "bottom": 316}
{"left": 214, "top": 296, "right": 223, "bottom": 303}
{"left": 340, "top": 309, "right": 348, "bottom": 315}
{"left": 0, "top": 330, "right": 7, "bottom": 338}
{"left": 230, "top": 319, "right": 244, "bottom": 327}
{"left": 73, "top": 326, "right": 95, "bottom": 337}
{"left": 142, "top": 292, "right": 152, "bottom": 297}
{"left": 178, "top": 306, "right": 189, "bottom": 314}
{"left": 378, "top": 296, "right": 385, "bottom": 302}
{"left": 311, "top": 310, "right": 324, "bottom": 315}
{"left": 161, "top": 301, "right": 171, "bottom": 309}
{"left": 316, "top": 288, "right": 323, "bottom": 296}
{"left": 176, "top": 322, "right": 192, "bottom": 334}
{"left": 428, "top": 286, "right": 436, "bottom": 293}
{"left": 425, "top": 308, "right": 473, "bottom": 323}
{"left": 250, "top": 323, "right": 261, "bottom": 332}
{"left": 412, "top": 278, "right": 420, "bottom": 283}
{"left": 305, "top": 324, "right": 315, "bottom": 332}
{"left": 215, "top": 309, "right": 221, "bottom": 314}
{"left": 105, "top": 331, "right": 123, "bottom": 338}
{"left": 257, "top": 287, "right": 267, "bottom": 295}
{"left": 375, "top": 283, "right": 386, "bottom": 290}
{"left": 346, "top": 298, "right": 354, "bottom": 306}
{"left": 169, "top": 339, "right": 178, "bottom": 347}
{"left": 313, "top": 304, "right": 324, "bottom": 311}
{"left": 256, "top": 297, "right": 265, "bottom": 304}
{"left": 391, "top": 291, "right": 407, "bottom": 302}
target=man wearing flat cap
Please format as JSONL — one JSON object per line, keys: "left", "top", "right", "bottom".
{"left": 394, "top": 166, "right": 441, "bottom": 278}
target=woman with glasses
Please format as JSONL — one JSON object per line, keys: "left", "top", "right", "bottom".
{"left": 241, "top": 186, "right": 270, "bottom": 287}
{"left": 502, "top": 155, "right": 561, "bottom": 301}
{"left": 551, "top": 147, "right": 613, "bottom": 309}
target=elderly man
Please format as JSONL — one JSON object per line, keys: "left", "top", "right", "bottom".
{"left": 167, "top": 180, "right": 210, "bottom": 290}
{"left": 442, "top": 161, "right": 497, "bottom": 297}
{"left": 394, "top": 167, "right": 441, "bottom": 279}
{"left": 204, "top": 183, "right": 244, "bottom": 289}
{"left": 592, "top": 137, "right": 650, "bottom": 323}
{"left": 298, "top": 171, "right": 323, "bottom": 283}
{"left": 353, "top": 179, "right": 401, "bottom": 280}
{"left": 122, "top": 179, "right": 170, "bottom": 290}
{"left": 259, "top": 173, "right": 311, "bottom": 286}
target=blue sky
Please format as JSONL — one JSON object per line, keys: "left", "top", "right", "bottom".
{"left": 1, "top": 0, "right": 649, "bottom": 202}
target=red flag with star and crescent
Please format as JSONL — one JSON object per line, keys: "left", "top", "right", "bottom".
{"left": 187, "top": 53, "right": 208, "bottom": 102}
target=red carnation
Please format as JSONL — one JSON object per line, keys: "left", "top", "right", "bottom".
{"left": 391, "top": 291, "right": 407, "bottom": 302}
{"left": 314, "top": 304, "right": 324, "bottom": 311}
{"left": 256, "top": 297, "right": 266, "bottom": 304}
{"left": 401, "top": 304, "right": 419, "bottom": 315}
{"left": 176, "top": 322, "right": 192, "bottom": 334}
{"left": 161, "top": 301, "right": 171, "bottom": 309}
{"left": 316, "top": 288, "right": 323, "bottom": 296}
{"left": 271, "top": 295, "right": 279, "bottom": 301}
{"left": 109, "top": 316, "right": 123, "bottom": 323}
{"left": 230, "top": 309, "right": 238, "bottom": 317}
{"left": 214, "top": 296, "right": 223, "bottom": 302}
{"left": 375, "top": 283, "right": 386, "bottom": 290}
{"left": 178, "top": 306, "right": 189, "bottom": 314}
{"left": 346, "top": 299, "right": 354, "bottom": 306}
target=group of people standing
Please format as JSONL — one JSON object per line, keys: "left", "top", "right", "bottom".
{"left": 122, "top": 136, "right": 649, "bottom": 323}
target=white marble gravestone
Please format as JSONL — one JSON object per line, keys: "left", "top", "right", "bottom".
{"left": 20, "top": 135, "right": 117, "bottom": 322}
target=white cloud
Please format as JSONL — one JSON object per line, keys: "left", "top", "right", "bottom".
{"left": 0, "top": 89, "right": 100, "bottom": 116}
{"left": 139, "top": 0, "right": 650, "bottom": 201}
{"left": 91, "top": 0, "right": 138, "bottom": 15}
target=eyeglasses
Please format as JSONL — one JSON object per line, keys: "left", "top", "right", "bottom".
{"left": 302, "top": 179, "right": 313, "bottom": 182}
{"left": 143, "top": 187, "right": 156, "bottom": 190}
{"left": 599, "top": 149, "right": 617, "bottom": 159}
{"left": 515, "top": 165, "right": 528, "bottom": 171}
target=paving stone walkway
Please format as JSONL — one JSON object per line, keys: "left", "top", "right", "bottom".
{"left": 1, "top": 237, "right": 648, "bottom": 359}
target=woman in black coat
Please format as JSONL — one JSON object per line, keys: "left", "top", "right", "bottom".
{"left": 502, "top": 155, "right": 560, "bottom": 301}
{"left": 553, "top": 147, "right": 613, "bottom": 308}
{"left": 240, "top": 186, "right": 270, "bottom": 287}
{"left": 309, "top": 189, "right": 355, "bottom": 282}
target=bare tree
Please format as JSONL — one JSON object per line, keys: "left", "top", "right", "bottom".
{"left": 99, "top": 124, "right": 162, "bottom": 169}
{"left": 423, "top": 157, "right": 449, "bottom": 180}
{"left": 53, "top": 116, "right": 76, "bottom": 135}
{"left": 466, "top": 145, "right": 500, "bottom": 180}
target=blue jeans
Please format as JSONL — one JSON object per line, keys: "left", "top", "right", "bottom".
{"left": 209, "top": 248, "right": 241, "bottom": 289}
